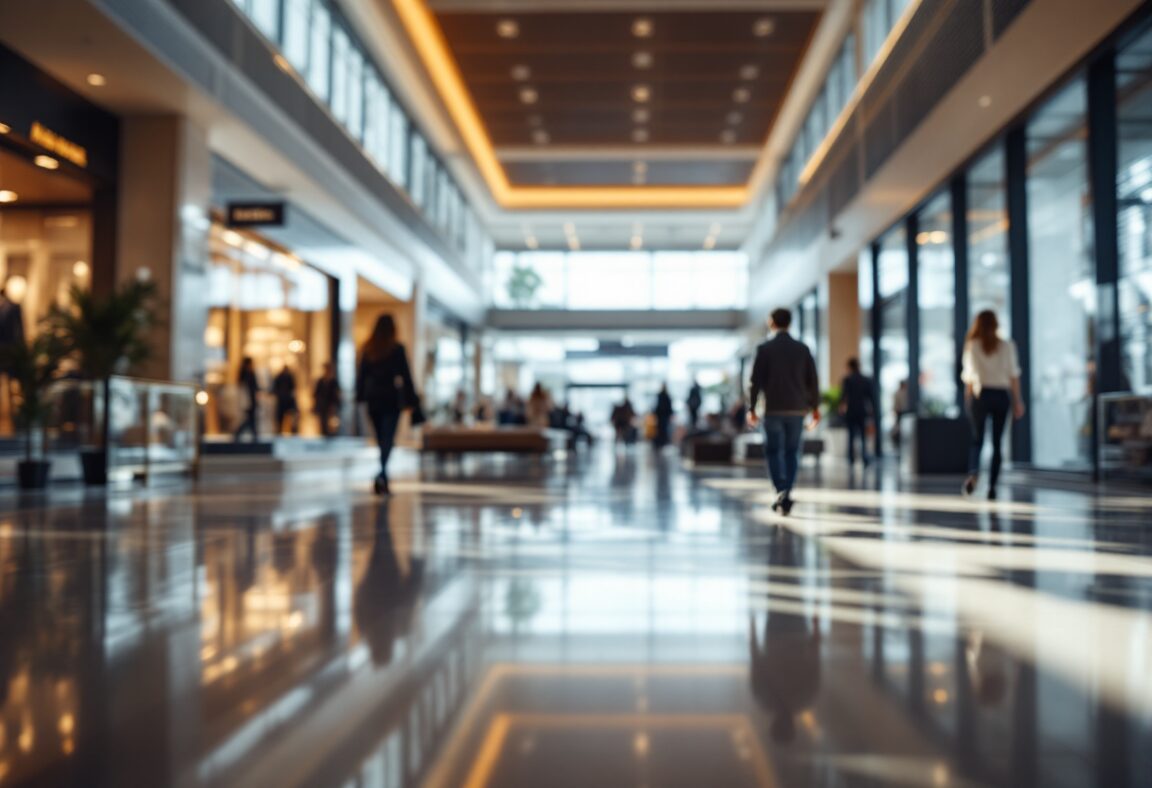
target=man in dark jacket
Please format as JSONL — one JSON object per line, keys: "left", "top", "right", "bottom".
{"left": 839, "top": 358, "right": 875, "bottom": 466}
{"left": 748, "top": 308, "right": 820, "bottom": 514}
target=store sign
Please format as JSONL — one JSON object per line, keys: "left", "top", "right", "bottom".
{"left": 226, "top": 202, "right": 286, "bottom": 228}
{"left": 29, "top": 122, "right": 88, "bottom": 167}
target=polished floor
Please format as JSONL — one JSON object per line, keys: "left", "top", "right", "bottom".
{"left": 0, "top": 446, "right": 1150, "bottom": 787}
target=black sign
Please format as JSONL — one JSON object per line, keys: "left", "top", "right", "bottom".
{"left": 226, "top": 202, "right": 286, "bottom": 228}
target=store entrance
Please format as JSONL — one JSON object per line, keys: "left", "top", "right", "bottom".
{"left": 0, "top": 146, "right": 96, "bottom": 436}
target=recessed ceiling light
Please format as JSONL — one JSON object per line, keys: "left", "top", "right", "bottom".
{"left": 0, "top": 190, "right": 18, "bottom": 203}
{"left": 73, "top": 260, "right": 90, "bottom": 278}
{"left": 739, "top": 64, "right": 759, "bottom": 81}
{"left": 519, "top": 87, "right": 539, "bottom": 104}
{"left": 568, "top": 236, "right": 581, "bottom": 251}
{"left": 497, "top": 19, "right": 519, "bottom": 38}
{"left": 0, "top": 123, "right": 10, "bottom": 134}
{"left": 86, "top": 73, "right": 107, "bottom": 87}
{"left": 727, "top": 111, "right": 743, "bottom": 125}
{"left": 632, "top": 108, "right": 650, "bottom": 123}
{"left": 632, "top": 51, "right": 653, "bottom": 69}
{"left": 632, "top": 128, "right": 649, "bottom": 143}
{"left": 630, "top": 235, "right": 643, "bottom": 250}
{"left": 720, "top": 129, "right": 737, "bottom": 144}
{"left": 633, "top": 161, "right": 648, "bottom": 174}
{"left": 632, "top": 18, "right": 653, "bottom": 38}
{"left": 34, "top": 155, "right": 60, "bottom": 170}
{"left": 733, "top": 87, "right": 751, "bottom": 103}
{"left": 525, "top": 234, "right": 539, "bottom": 250}
{"left": 703, "top": 235, "right": 717, "bottom": 250}
{"left": 632, "top": 84, "right": 651, "bottom": 103}
{"left": 978, "top": 95, "right": 992, "bottom": 108}
{"left": 753, "top": 17, "right": 775, "bottom": 37}
{"left": 511, "top": 64, "right": 532, "bottom": 81}
{"left": 532, "top": 129, "right": 550, "bottom": 145}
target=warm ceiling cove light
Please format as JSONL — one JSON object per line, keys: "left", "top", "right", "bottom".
{"left": 519, "top": 87, "right": 539, "bottom": 104}
{"left": 0, "top": 123, "right": 10, "bottom": 134}
{"left": 753, "top": 17, "right": 775, "bottom": 37}
{"left": 739, "top": 64, "right": 759, "bottom": 81}
{"left": 632, "top": 51, "right": 653, "bottom": 69}
{"left": 632, "top": 84, "right": 651, "bottom": 103}
{"left": 496, "top": 19, "right": 519, "bottom": 38}
{"left": 733, "top": 87, "right": 751, "bottom": 103}
{"left": 511, "top": 64, "right": 531, "bottom": 81}
{"left": 0, "top": 190, "right": 17, "bottom": 203}
{"left": 34, "top": 155, "right": 60, "bottom": 170}
{"left": 86, "top": 73, "right": 106, "bottom": 87}
{"left": 632, "top": 18, "right": 653, "bottom": 38}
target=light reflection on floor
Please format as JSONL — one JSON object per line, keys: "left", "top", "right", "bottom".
{"left": 0, "top": 447, "right": 1149, "bottom": 787}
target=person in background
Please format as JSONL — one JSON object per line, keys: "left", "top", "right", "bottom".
{"left": 451, "top": 389, "right": 468, "bottom": 424}
{"left": 357, "top": 314, "right": 419, "bottom": 496}
{"left": 654, "top": 384, "right": 674, "bottom": 448}
{"left": 273, "top": 364, "right": 299, "bottom": 435}
{"left": 526, "top": 383, "right": 552, "bottom": 428}
{"left": 612, "top": 398, "right": 637, "bottom": 445}
{"left": 839, "top": 358, "right": 876, "bottom": 467}
{"left": 748, "top": 308, "right": 821, "bottom": 515}
{"left": 234, "top": 357, "right": 260, "bottom": 441}
{"left": 313, "top": 362, "right": 342, "bottom": 438}
{"left": 686, "top": 381, "right": 703, "bottom": 431}
{"left": 890, "top": 379, "right": 910, "bottom": 450}
{"left": 499, "top": 388, "right": 525, "bottom": 425}
{"left": 961, "top": 310, "right": 1025, "bottom": 500}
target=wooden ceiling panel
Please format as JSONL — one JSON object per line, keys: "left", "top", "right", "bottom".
{"left": 431, "top": 6, "right": 821, "bottom": 187}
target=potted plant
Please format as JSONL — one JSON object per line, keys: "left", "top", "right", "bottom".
{"left": 48, "top": 280, "right": 159, "bottom": 485}
{"left": 2, "top": 332, "right": 67, "bottom": 489}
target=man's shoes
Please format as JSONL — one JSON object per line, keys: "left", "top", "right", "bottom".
{"left": 962, "top": 475, "right": 977, "bottom": 497}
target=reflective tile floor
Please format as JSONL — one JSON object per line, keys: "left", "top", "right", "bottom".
{"left": 1, "top": 447, "right": 1151, "bottom": 787}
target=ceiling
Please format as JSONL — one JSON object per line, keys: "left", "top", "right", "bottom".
{"left": 0, "top": 145, "right": 93, "bottom": 206}
{"left": 395, "top": 0, "right": 822, "bottom": 206}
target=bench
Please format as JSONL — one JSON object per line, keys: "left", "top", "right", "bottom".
{"left": 420, "top": 427, "right": 568, "bottom": 456}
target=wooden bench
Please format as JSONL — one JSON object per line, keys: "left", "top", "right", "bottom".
{"left": 421, "top": 427, "right": 567, "bottom": 456}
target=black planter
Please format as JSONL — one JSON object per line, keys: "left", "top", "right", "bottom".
{"left": 17, "top": 460, "right": 51, "bottom": 490}
{"left": 80, "top": 449, "right": 109, "bottom": 486}
{"left": 911, "top": 416, "right": 970, "bottom": 474}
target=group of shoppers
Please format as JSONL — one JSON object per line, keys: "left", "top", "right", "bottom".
{"left": 233, "top": 359, "right": 344, "bottom": 441}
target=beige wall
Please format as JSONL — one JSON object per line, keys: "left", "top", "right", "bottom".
{"left": 825, "top": 270, "right": 860, "bottom": 389}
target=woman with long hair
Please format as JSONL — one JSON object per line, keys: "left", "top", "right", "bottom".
{"left": 356, "top": 314, "right": 419, "bottom": 496}
{"left": 961, "top": 310, "right": 1025, "bottom": 499}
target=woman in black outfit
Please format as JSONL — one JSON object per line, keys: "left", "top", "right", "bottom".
{"left": 234, "top": 356, "right": 260, "bottom": 440}
{"left": 356, "top": 315, "right": 419, "bottom": 496}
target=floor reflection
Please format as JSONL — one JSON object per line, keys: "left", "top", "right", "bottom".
{"left": 0, "top": 447, "right": 1149, "bottom": 786}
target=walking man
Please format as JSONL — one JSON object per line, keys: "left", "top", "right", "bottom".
{"left": 748, "top": 308, "right": 820, "bottom": 515}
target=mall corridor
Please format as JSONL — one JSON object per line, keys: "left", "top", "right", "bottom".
{"left": 0, "top": 448, "right": 1149, "bottom": 787}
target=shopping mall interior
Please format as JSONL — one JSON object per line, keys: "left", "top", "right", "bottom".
{"left": 1, "top": 0, "right": 1151, "bottom": 785}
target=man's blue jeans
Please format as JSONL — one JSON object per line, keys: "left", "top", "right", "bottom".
{"left": 763, "top": 415, "right": 805, "bottom": 494}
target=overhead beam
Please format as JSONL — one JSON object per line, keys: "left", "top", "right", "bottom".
{"left": 428, "top": 0, "right": 826, "bottom": 10}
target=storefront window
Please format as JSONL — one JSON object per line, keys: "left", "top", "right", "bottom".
{"left": 967, "top": 147, "right": 1011, "bottom": 325}
{"left": 877, "top": 226, "right": 910, "bottom": 435}
{"left": 1117, "top": 24, "right": 1152, "bottom": 393}
{"left": 859, "top": 247, "right": 875, "bottom": 379}
{"left": 1026, "top": 78, "right": 1095, "bottom": 470}
{"left": 203, "top": 225, "right": 334, "bottom": 437}
{"left": 916, "top": 190, "right": 958, "bottom": 414}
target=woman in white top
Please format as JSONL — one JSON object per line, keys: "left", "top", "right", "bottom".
{"left": 960, "top": 311, "right": 1025, "bottom": 499}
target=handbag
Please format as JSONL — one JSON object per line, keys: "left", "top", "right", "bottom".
{"left": 409, "top": 400, "right": 427, "bottom": 427}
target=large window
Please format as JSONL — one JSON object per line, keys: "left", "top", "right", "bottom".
{"left": 917, "top": 191, "right": 958, "bottom": 414}
{"left": 859, "top": 247, "right": 875, "bottom": 379}
{"left": 1117, "top": 24, "right": 1152, "bottom": 393}
{"left": 1026, "top": 79, "right": 1095, "bottom": 470}
{"left": 967, "top": 148, "right": 1011, "bottom": 325}
{"left": 491, "top": 251, "right": 748, "bottom": 310}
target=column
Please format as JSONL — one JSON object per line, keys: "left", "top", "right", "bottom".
{"left": 825, "top": 271, "right": 860, "bottom": 390}
{"left": 115, "top": 116, "right": 212, "bottom": 383}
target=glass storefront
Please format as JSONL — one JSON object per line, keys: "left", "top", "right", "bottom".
{"left": 877, "top": 226, "right": 910, "bottom": 436}
{"left": 858, "top": 246, "right": 875, "bottom": 381}
{"left": 916, "top": 191, "right": 958, "bottom": 414}
{"left": 1026, "top": 79, "right": 1095, "bottom": 470}
{"left": 1117, "top": 24, "right": 1152, "bottom": 394}
{"left": 967, "top": 147, "right": 1012, "bottom": 326}
{"left": 202, "top": 223, "right": 335, "bottom": 437}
